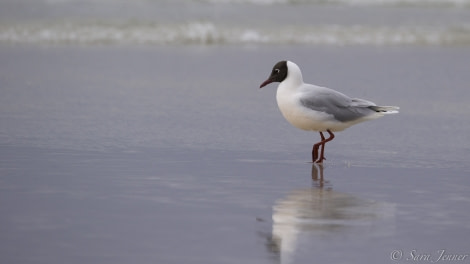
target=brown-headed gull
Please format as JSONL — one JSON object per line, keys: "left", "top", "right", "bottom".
{"left": 260, "top": 60, "right": 399, "bottom": 163}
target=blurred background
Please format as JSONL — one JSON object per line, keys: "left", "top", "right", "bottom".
{"left": 1, "top": 0, "right": 470, "bottom": 46}
{"left": 1, "top": 1, "right": 470, "bottom": 264}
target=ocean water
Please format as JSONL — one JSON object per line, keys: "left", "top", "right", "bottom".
{"left": 1, "top": 0, "right": 470, "bottom": 46}
{"left": 1, "top": 1, "right": 470, "bottom": 264}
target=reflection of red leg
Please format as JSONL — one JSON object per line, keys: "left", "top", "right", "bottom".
{"left": 316, "top": 129, "right": 335, "bottom": 163}
{"left": 312, "top": 132, "right": 325, "bottom": 163}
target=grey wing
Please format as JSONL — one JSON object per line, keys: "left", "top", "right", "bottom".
{"left": 299, "top": 87, "right": 377, "bottom": 122}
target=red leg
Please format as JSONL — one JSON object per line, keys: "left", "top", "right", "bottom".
{"left": 312, "top": 132, "right": 325, "bottom": 163}
{"left": 315, "top": 129, "right": 335, "bottom": 163}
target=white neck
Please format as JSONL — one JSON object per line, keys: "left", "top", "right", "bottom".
{"left": 282, "top": 61, "right": 304, "bottom": 89}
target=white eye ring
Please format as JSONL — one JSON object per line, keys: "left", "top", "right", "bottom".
{"left": 273, "top": 69, "right": 280, "bottom": 74}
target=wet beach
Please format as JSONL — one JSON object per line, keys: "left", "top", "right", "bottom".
{"left": 1, "top": 45, "right": 470, "bottom": 264}
{"left": 1, "top": 1, "right": 470, "bottom": 263}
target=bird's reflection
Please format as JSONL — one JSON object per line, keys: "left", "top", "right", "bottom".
{"left": 266, "top": 164, "right": 395, "bottom": 264}
{"left": 311, "top": 163, "right": 331, "bottom": 189}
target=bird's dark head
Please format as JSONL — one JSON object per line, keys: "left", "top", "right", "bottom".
{"left": 259, "top": 60, "right": 288, "bottom": 88}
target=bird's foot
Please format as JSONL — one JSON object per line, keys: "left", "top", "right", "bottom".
{"left": 312, "top": 147, "right": 319, "bottom": 163}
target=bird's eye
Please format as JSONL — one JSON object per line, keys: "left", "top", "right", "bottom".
{"left": 273, "top": 69, "right": 280, "bottom": 74}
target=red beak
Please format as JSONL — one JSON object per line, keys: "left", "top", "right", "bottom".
{"left": 259, "top": 78, "right": 273, "bottom": 88}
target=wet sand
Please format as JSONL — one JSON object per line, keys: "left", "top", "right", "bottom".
{"left": 1, "top": 45, "right": 470, "bottom": 263}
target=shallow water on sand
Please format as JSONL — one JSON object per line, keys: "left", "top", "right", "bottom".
{"left": 1, "top": 45, "right": 470, "bottom": 264}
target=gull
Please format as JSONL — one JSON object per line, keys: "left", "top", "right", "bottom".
{"left": 260, "top": 60, "right": 399, "bottom": 163}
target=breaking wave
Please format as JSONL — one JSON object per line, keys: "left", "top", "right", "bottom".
{"left": 1, "top": 21, "right": 470, "bottom": 46}
{"left": 202, "top": 0, "right": 470, "bottom": 7}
